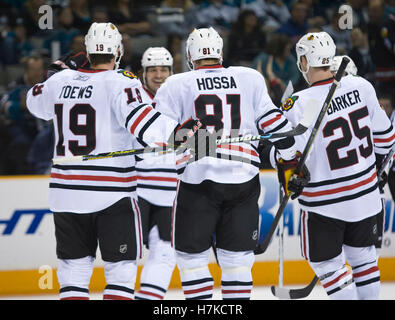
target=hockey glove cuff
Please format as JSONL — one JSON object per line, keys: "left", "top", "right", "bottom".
{"left": 277, "top": 151, "right": 310, "bottom": 199}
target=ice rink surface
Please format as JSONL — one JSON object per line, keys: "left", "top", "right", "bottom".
{"left": 1, "top": 283, "right": 395, "bottom": 300}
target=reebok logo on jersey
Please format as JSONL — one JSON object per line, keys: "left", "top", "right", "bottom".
{"left": 281, "top": 96, "right": 299, "bottom": 111}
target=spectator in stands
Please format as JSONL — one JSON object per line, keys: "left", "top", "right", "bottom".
{"left": 322, "top": 11, "right": 352, "bottom": 54}
{"left": 157, "top": 0, "right": 199, "bottom": 37}
{"left": 276, "top": 1, "right": 309, "bottom": 46}
{"left": 226, "top": 9, "right": 266, "bottom": 67}
{"left": 167, "top": 33, "right": 183, "bottom": 73}
{"left": 348, "top": 27, "right": 375, "bottom": 81}
{"left": 91, "top": 6, "right": 110, "bottom": 24}
{"left": 69, "top": 0, "right": 91, "bottom": 35}
{"left": 384, "top": 0, "right": 395, "bottom": 18}
{"left": 21, "top": 0, "right": 49, "bottom": 38}
{"left": 367, "top": 0, "right": 395, "bottom": 101}
{"left": 108, "top": 0, "right": 151, "bottom": 36}
{"left": 27, "top": 122, "right": 54, "bottom": 174}
{"left": 240, "top": 0, "right": 291, "bottom": 31}
{"left": 195, "top": 0, "right": 239, "bottom": 35}
{"left": 118, "top": 33, "right": 142, "bottom": 73}
{"left": 300, "top": 0, "right": 328, "bottom": 28}
{"left": 0, "top": 55, "right": 45, "bottom": 174}
{"left": 349, "top": 0, "right": 369, "bottom": 30}
{"left": 1, "top": 18, "right": 34, "bottom": 65}
{"left": 42, "top": 7, "right": 80, "bottom": 58}
{"left": 252, "top": 33, "right": 300, "bottom": 106}
{"left": 70, "top": 34, "right": 86, "bottom": 54}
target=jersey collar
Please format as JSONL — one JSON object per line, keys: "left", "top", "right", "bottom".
{"left": 142, "top": 85, "right": 155, "bottom": 100}
{"left": 77, "top": 68, "right": 108, "bottom": 73}
{"left": 195, "top": 64, "right": 223, "bottom": 70}
{"left": 310, "top": 77, "right": 334, "bottom": 87}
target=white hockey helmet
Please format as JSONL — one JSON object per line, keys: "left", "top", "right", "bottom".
{"left": 330, "top": 55, "right": 358, "bottom": 76}
{"left": 141, "top": 47, "right": 174, "bottom": 85}
{"left": 186, "top": 27, "right": 223, "bottom": 70}
{"left": 85, "top": 22, "right": 123, "bottom": 69}
{"left": 141, "top": 47, "right": 173, "bottom": 70}
{"left": 296, "top": 32, "right": 336, "bottom": 83}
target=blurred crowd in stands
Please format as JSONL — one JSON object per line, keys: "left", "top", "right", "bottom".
{"left": 0, "top": 0, "right": 394, "bottom": 175}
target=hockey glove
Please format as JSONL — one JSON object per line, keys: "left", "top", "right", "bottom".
{"left": 168, "top": 117, "right": 216, "bottom": 156}
{"left": 277, "top": 151, "right": 310, "bottom": 200}
{"left": 376, "top": 153, "right": 388, "bottom": 193}
{"left": 378, "top": 171, "right": 388, "bottom": 194}
{"left": 46, "top": 51, "right": 90, "bottom": 79}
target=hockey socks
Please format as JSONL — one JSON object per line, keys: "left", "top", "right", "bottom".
{"left": 176, "top": 249, "right": 214, "bottom": 300}
{"left": 319, "top": 265, "right": 358, "bottom": 299}
{"left": 351, "top": 260, "right": 380, "bottom": 299}
{"left": 217, "top": 249, "right": 254, "bottom": 300}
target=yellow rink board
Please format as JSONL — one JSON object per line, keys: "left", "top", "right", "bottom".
{"left": 1, "top": 258, "right": 394, "bottom": 296}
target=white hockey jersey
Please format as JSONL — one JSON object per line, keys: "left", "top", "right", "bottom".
{"left": 154, "top": 64, "right": 297, "bottom": 184}
{"left": 134, "top": 85, "right": 178, "bottom": 207}
{"left": 26, "top": 68, "right": 178, "bottom": 213}
{"left": 282, "top": 75, "right": 395, "bottom": 221}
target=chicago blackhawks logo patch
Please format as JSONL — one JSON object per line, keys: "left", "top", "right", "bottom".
{"left": 118, "top": 70, "right": 137, "bottom": 79}
{"left": 281, "top": 95, "right": 299, "bottom": 111}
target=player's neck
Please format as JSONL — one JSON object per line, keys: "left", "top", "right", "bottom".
{"left": 308, "top": 69, "right": 333, "bottom": 85}
{"left": 91, "top": 63, "right": 115, "bottom": 71}
{"left": 194, "top": 59, "right": 221, "bottom": 69}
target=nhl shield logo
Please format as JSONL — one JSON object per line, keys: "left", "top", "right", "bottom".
{"left": 119, "top": 244, "right": 128, "bottom": 253}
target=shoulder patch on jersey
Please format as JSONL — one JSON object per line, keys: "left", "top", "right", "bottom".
{"left": 281, "top": 95, "right": 299, "bottom": 111}
{"left": 118, "top": 69, "right": 137, "bottom": 79}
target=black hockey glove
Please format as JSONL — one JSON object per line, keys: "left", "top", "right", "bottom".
{"left": 376, "top": 153, "right": 388, "bottom": 193}
{"left": 46, "top": 51, "right": 90, "bottom": 79}
{"left": 277, "top": 151, "right": 310, "bottom": 200}
{"left": 168, "top": 117, "right": 216, "bottom": 156}
{"left": 378, "top": 171, "right": 388, "bottom": 193}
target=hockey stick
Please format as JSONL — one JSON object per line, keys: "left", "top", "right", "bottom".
{"left": 377, "top": 144, "right": 395, "bottom": 178}
{"left": 254, "top": 57, "right": 350, "bottom": 255}
{"left": 271, "top": 275, "right": 319, "bottom": 299}
{"left": 52, "top": 107, "right": 317, "bottom": 165}
{"left": 278, "top": 186, "right": 285, "bottom": 289}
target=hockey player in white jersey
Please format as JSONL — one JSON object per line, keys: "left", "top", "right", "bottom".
{"left": 153, "top": 27, "right": 309, "bottom": 300}
{"left": 280, "top": 32, "right": 395, "bottom": 299}
{"left": 25, "top": 23, "right": 199, "bottom": 300}
{"left": 330, "top": 55, "right": 358, "bottom": 76}
{"left": 134, "top": 47, "right": 177, "bottom": 300}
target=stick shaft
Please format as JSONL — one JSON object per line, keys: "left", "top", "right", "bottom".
{"left": 53, "top": 125, "right": 308, "bottom": 165}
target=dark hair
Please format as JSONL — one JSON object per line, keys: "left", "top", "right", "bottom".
{"left": 233, "top": 9, "right": 258, "bottom": 33}
{"left": 265, "top": 34, "right": 290, "bottom": 56}
{"left": 89, "top": 54, "right": 114, "bottom": 66}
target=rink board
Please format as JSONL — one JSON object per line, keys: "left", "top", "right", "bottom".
{"left": 1, "top": 172, "right": 394, "bottom": 295}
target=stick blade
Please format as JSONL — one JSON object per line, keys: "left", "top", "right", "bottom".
{"left": 271, "top": 285, "right": 291, "bottom": 299}
{"left": 271, "top": 276, "right": 319, "bottom": 299}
